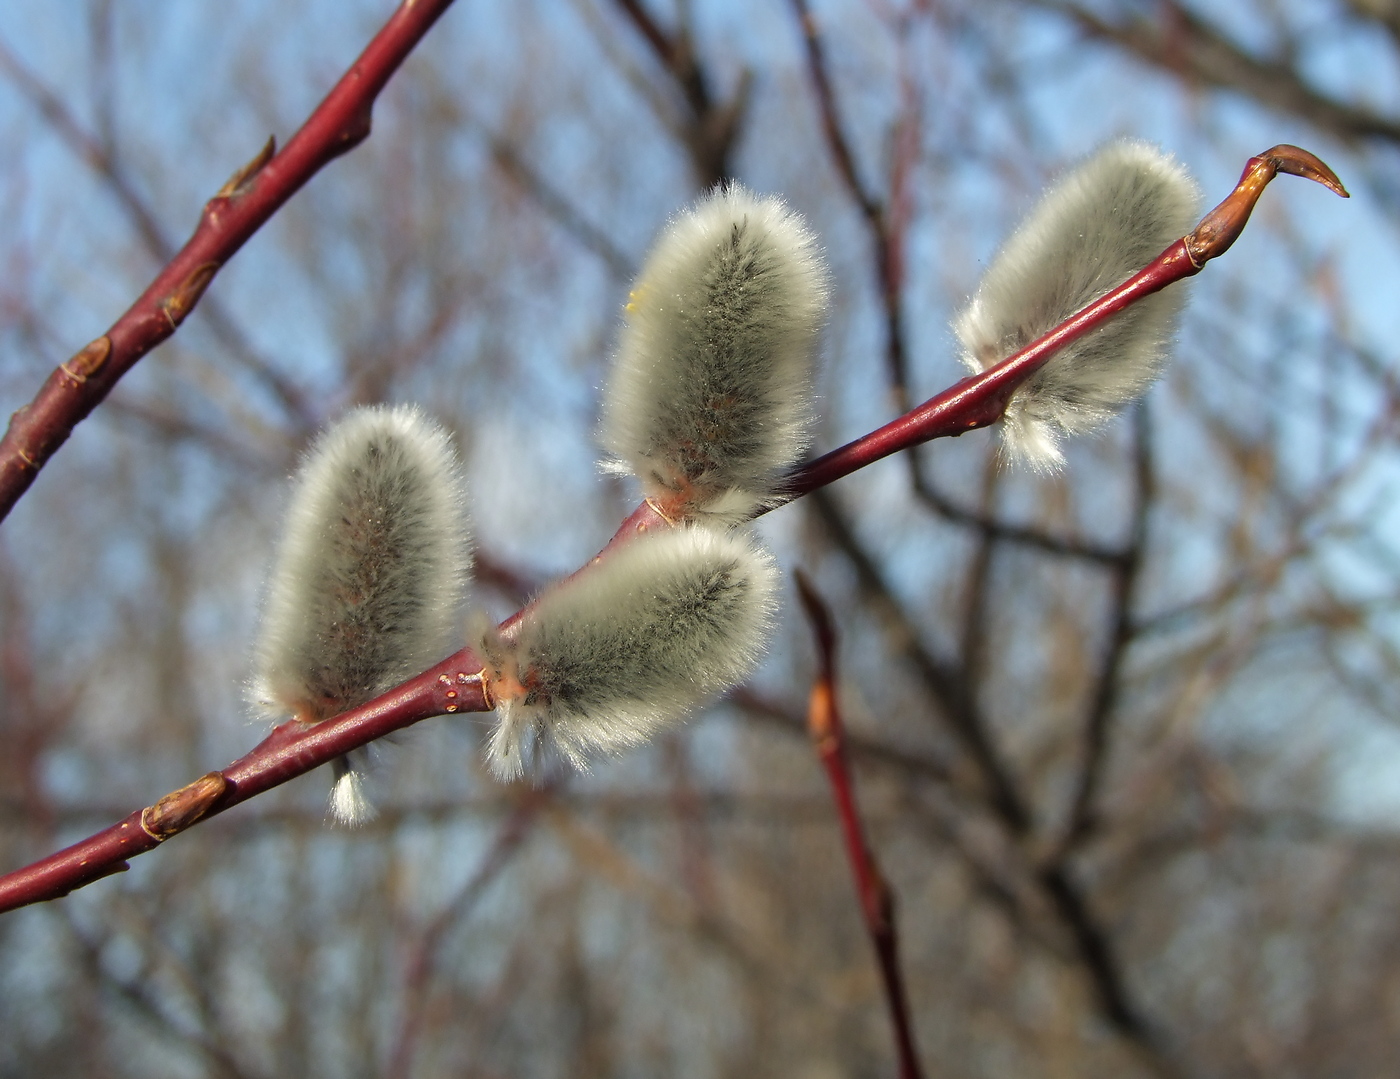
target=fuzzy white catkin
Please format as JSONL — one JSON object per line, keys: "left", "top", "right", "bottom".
{"left": 478, "top": 526, "right": 779, "bottom": 780}
{"left": 250, "top": 404, "right": 473, "bottom": 824}
{"left": 601, "top": 184, "right": 830, "bottom": 523}
{"left": 955, "top": 140, "right": 1201, "bottom": 469}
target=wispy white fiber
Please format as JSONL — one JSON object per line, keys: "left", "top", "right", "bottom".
{"left": 478, "top": 526, "right": 779, "bottom": 780}
{"left": 601, "top": 184, "right": 830, "bottom": 523}
{"left": 250, "top": 404, "right": 473, "bottom": 824}
{"left": 329, "top": 752, "right": 377, "bottom": 825}
{"left": 955, "top": 140, "right": 1200, "bottom": 469}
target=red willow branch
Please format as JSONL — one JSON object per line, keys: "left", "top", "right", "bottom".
{"left": 787, "top": 144, "right": 1347, "bottom": 498}
{"left": 0, "top": 39, "right": 316, "bottom": 426}
{"left": 0, "top": 0, "right": 458, "bottom": 523}
{"left": 796, "top": 572, "right": 926, "bottom": 1079}
{"left": 0, "top": 143, "right": 1346, "bottom": 915}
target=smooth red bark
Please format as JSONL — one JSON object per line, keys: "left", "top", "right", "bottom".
{"left": 798, "top": 573, "right": 926, "bottom": 1079}
{"left": 0, "top": 0, "right": 458, "bottom": 522}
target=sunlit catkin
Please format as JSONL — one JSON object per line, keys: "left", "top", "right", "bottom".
{"left": 477, "top": 526, "right": 778, "bottom": 780}
{"left": 250, "top": 405, "right": 473, "bottom": 824}
{"left": 955, "top": 140, "right": 1200, "bottom": 469}
{"left": 601, "top": 185, "right": 830, "bottom": 523}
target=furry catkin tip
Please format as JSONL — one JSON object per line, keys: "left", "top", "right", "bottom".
{"left": 329, "top": 753, "right": 377, "bottom": 826}
{"left": 478, "top": 526, "right": 779, "bottom": 780}
{"left": 601, "top": 184, "right": 831, "bottom": 523}
{"left": 249, "top": 404, "right": 473, "bottom": 817}
{"left": 955, "top": 140, "right": 1201, "bottom": 470}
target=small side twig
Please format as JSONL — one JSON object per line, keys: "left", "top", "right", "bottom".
{"left": 910, "top": 471, "right": 1127, "bottom": 563}
{"left": 611, "top": 0, "right": 747, "bottom": 187}
{"left": 1053, "top": 406, "right": 1155, "bottom": 858}
{"left": 796, "top": 571, "right": 926, "bottom": 1079}
{"left": 0, "top": 0, "right": 458, "bottom": 522}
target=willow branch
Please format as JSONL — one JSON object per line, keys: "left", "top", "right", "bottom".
{"left": 909, "top": 472, "right": 1126, "bottom": 563}
{"left": 0, "top": 653, "right": 489, "bottom": 913}
{"left": 784, "top": 144, "right": 1346, "bottom": 498}
{"left": 611, "top": 0, "right": 745, "bottom": 187}
{"left": 1035, "top": 0, "right": 1400, "bottom": 146}
{"left": 0, "top": 0, "right": 458, "bottom": 523}
{"left": 797, "top": 573, "right": 926, "bottom": 1079}
{"left": 0, "top": 143, "right": 1346, "bottom": 916}
{"left": 0, "top": 38, "right": 313, "bottom": 424}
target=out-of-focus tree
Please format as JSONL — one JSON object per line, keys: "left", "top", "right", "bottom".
{"left": 0, "top": 1, "right": 1393, "bottom": 1077}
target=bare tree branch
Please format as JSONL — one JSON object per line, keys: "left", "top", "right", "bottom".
{"left": 0, "top": 0, "right": 458, "bottom": 521}
{"left": 1032, "top": 0, "right": 1400, "bottom": 145}
{"left": 796, "top": 572, "right": 927, "bottom": 1079}
{"left": 0, "top": 144, "right": 1347, "bottom": 931}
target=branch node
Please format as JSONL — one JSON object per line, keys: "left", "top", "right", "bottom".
{"left": 333, "top": 103, "right": 374, "bottom": 159}
{"left": 160, "top": 261, "right": 221, "bottom": 331}
{"left": 474, "top": 669, "right": 494, "bottom": 710}
{"left": 140, "top": 772, "right": 229, "bottom": 841}
{"left": 58, "top": 336, "right": 112, "bottom": 387}
{"left": 643, "top": 496, "right": 680, "bottom": 525}
{"left": 215, "top": 134, "right": 277, "bottom": 199}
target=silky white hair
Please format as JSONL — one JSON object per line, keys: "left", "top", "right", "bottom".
{"left": 250, "top": 404, "right": 473, "bottom": 824}
{"left": 478, "top": 526, "right": 779, "bottom": 780}
{"left": 955, "top": 140, "right": 1201, "bottom": 469}
{"left": 601, "top": 185, "right": 830, "bottom": 523}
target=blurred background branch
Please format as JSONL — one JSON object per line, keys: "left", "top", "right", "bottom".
{"left": 0, "top": 1, "right": 1393, "bottom": 1076}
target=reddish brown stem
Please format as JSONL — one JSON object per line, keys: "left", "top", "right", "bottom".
{"left": 786, "top": 144, "right": 1345, "bottom": 497}
{"left": 0, "top": 651, "right": 487, "bottom": 913}
{"left": 0, "top": 0, "right": 458, "bottom": 523}
{"left": 797, "top": 572, "right": 926, "bottom": 1079}
{"left": 0, "top": 143, "right": 1345, "bottom": 915}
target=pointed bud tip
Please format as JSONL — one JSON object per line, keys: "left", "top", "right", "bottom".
{"left": 1261, "top": 144, "right": 1349, "bottom": 199}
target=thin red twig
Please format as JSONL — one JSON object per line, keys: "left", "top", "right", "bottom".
{"left": 0, "top": 143, "right": 1346, "bottom": 916}
{"left": 785, "top": 144, "right": 1347, "bottom": 498}
{"left": 0, "top": 651, "right": 488, "bottom": 912}
{"left": 0, "top": 0, "right": 458, "bottom": 523}
{"left": 797, "top": 572, "right": 926, "bottom": 1079}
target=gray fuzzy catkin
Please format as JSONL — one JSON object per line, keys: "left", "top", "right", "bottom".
{"left": 955, "top": 140, "right": 1200, "bottom": 469}
{"left": 601, "top": 185, "right": 830, "bottom": 523}
{"left": 478, "top": 526, "right": 778, "bottom": 780}
{"left": 250, "top": 405, "right": 473, "bottom": 824}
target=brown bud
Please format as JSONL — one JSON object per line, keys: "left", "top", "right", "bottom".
{"left": 140, "top": 772, "right": 228, "bottom": 840}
